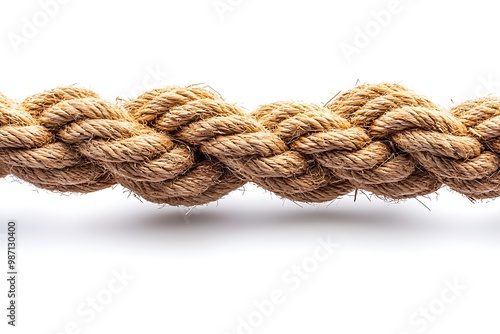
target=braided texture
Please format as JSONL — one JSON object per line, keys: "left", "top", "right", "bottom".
{"left": 1, "top": 82, "right": 500, "bottom": 206}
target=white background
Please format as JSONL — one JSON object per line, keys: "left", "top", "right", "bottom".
{"left": 1, "top": 0, "right": 500, "bottom": 333}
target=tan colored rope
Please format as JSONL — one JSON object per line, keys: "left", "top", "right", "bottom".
{"left": 1, "top": 82, "right": 499, "bottom": 206}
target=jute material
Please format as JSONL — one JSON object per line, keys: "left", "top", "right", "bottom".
{"left": 1, "top": 82, "right": 499, "bottom": 206}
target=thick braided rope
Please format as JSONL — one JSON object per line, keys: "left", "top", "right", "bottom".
{"left": 1, "top": 82, "right": 499, "bottom": 206}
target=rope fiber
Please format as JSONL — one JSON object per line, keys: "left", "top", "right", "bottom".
{"left": 1, "top": 82, "right": 499, "bottom": 206}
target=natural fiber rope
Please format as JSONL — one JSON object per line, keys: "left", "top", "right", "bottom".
{"left": 1, "top": 82, "right": 500, "bottom": 206}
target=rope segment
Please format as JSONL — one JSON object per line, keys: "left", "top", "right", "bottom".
{"left": 0, "top": 83, "right": 498, "bottom": 206}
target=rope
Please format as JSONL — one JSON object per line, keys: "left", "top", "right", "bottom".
{"left": 0, "top": 82, "right": 499, "bottom": 206}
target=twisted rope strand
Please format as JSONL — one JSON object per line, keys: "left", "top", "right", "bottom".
{"left": 1, "top": 82, "right": 499, "bottom": 206}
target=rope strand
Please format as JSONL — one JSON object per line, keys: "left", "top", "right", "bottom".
{"left": 1, "top": 82, "right": 499, "bottom": 206}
